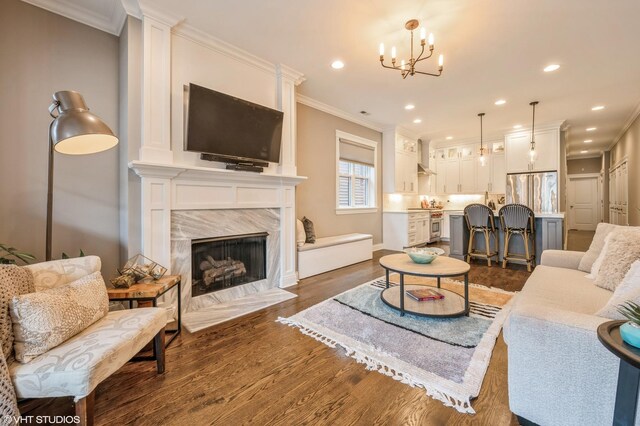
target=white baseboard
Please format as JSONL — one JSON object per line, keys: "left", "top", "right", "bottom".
{"left": 372, "top": 243, "right": 384, "bottom": 252}
{"left": 279, "top": 272, "right": 298, "bottom": 288}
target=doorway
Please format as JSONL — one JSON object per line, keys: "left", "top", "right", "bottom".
{"left": 567, "top": 174, "right": 600, "bottom": 231}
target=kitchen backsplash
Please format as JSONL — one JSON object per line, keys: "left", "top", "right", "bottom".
{"left": 383, "top": 193, "right": 506, "bottom": 211}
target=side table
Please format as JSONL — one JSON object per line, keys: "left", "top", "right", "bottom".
{"left": 108, "top": 275, "right": 181, "bottom": 348}
{"left": 597, "top": 320, "right": 640, "bottom": 426}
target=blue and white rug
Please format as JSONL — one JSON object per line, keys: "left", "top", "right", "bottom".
{"left": 277, "top": 277, "right": 513, "bottom": 414}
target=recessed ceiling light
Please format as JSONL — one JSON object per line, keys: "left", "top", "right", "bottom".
{"left": 580, "top": 150, "right": 589, "bottom": 154}
{"left": 592, "top": 105, "right": 605, "bottom": 111}
{"left": 405, "top": 104, "right": 415, "bottom": 110}
{"left": 584, "top": 139, "right": 593, "bottom": 143}
{"left": 446, "top": 136, "right": 453, "bottom": 140}
{"left": 586, "top": 127, "right": 597, "bottom": 131}
{"left": 543, "top": 64, "right": 560, "bottom": 72}
{"left": 331, "top": 60, "right": 344, "bottom": 69}
{"left": 413, "top": 118, "right": 422, "bottom": 124}
{"left": 513, "top": 124, "right": 522, "bottom": 129}
{"left": 495, "top": 99, "right": 507, "bottom": 106}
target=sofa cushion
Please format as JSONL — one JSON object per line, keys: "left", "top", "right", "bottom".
{"left": 578, "top": 223, "right": 620, "bottom": 272}
{"left": 296, "top": 219, "right": 306, "bottom": 247}
{"left": 597, "top": 260, "right": 640, "bottom": 319}
{"left": 9, "top": 308, "right": 165, "bottom": 399}
{"left": 11, "top": 271, "right": 109, "bottom": 363}
{"left": 25, "top": 256, "right": 101, "bottom": 292}
{"left": 594, "top": 228, "right": 640, "bottom": 291}
{"left": 512, "top": 265, "right": 611, "bottom": 315}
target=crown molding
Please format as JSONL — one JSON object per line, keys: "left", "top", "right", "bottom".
{"left": 566, "top": 153, "right": 603, "bottom": 160}
{"left": 296, "top": 95, "right": 383, "bottom": 132}
{"left": 138, "top": 1, "right": 183, "bottom": 27}
{"left": 22, "top": 0, "right": 127, "bottom": 35}
{"left": 608, "top": 99, "right": 640, "bottom": 151}
{"left": 276, "top": 64, "right": 305, "bottom": 86}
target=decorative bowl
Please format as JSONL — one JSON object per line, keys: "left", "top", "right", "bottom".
{"left": 404, "top": 247, "right": 445, "bottom": 264}
{"left": 620, "top": 322, "right": 640, "bottom": 349}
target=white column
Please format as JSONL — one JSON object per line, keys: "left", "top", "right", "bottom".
{"left": 139, "top": 7, "right": 182, "bottom": 163}
{"left": 276, "top": 64, "right": 305, "bottom": 177}
{"left": 280, "top": 186, "right": 298, "bottom": 288}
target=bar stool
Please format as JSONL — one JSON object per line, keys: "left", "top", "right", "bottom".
{"left": 464, "top": 204, "right": 499, "bottom": 266}
{"left": 499, "top": 204, "right": 536, "bottom": 272}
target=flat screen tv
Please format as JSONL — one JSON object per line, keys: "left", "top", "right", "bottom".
{"left": 185, "top": 83, "right": 283, "bottom": 165}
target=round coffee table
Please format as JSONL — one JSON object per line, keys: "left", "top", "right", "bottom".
{"left": 379, "top": 253, "right": 471, "bottom": 318}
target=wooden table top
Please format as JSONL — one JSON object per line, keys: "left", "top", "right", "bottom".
{"left": 379, "top": 253, "right": 470, "bottom": 277}
{"left": 107, "top": 275, "right": 181, "bottom": 299}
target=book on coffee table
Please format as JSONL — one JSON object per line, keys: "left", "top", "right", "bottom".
{"left": 406, "top": 288, "right": 445, "bottom": 301}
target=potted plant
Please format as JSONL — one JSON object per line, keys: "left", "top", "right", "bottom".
{"left": 0, "top": 244, "right": 36, "bottom": 265}
{"left": 617, "top": 301, "right": 640, "bottom": 348}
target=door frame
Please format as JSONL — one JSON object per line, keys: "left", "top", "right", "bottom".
{"left": 566, "top": 173, "right": 601, "bottom": 230}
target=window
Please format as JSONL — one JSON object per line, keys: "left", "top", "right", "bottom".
{"left": 336, "top": 131, "right": 378, "bottom": 213}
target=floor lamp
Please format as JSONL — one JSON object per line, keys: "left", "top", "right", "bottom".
{"left": 46, "top": 91, "right": 119, "bottom": 261}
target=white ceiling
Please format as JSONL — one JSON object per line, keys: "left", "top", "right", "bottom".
{"left": 32, "top": 0, "right": 640, "bottom": 159}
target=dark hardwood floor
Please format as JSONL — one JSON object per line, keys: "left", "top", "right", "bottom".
{"left": 20, "top": 247, "right": 531, "bottom": 425}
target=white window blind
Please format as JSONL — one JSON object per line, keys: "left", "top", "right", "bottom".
{"left": 339, "top": 138, "right": 375, "bottom": 166}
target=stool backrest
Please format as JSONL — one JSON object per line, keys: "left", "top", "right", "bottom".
{"left": 464, "top": 203, "right": 495, "bottom": 230}
{"left": 499, "top": 204, "right": 535, "bottom": 231}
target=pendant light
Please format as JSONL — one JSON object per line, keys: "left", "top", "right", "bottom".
{"left": 528, "top": 101, "right": 539, "bottom": 162}
{"left": 478, "top": 113, "right": 486, "bottom": 167}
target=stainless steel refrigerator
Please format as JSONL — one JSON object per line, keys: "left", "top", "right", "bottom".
{"left": 506, "top": 171, "right": 558, "bottom": 213}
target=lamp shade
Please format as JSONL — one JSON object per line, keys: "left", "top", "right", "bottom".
{"left": 49, "top": 91, "right": 118, "bottom": 155}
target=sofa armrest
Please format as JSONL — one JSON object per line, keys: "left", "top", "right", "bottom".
{"left": 540, "top": 250, "right": 585, "bottom": 270}
{"left": 506, "top": 303, "right": 623, "bottom": 425}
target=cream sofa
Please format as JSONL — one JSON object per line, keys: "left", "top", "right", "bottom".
{"left": 503, "top": 249, "right": 638, "bottom": 426}
{"left": 9, "top": 256, "right": 167, "bottom": 425}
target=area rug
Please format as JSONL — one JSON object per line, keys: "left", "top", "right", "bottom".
{"left": 276, "top": 276, "right": 514, "bottom": 414}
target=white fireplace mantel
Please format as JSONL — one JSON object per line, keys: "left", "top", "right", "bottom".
{"left": 129, "top": 160, "right": 306, "bottom": 289}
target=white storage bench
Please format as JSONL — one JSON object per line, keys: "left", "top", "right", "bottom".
{"left": 297, "top": 233, "right": 373, "bottom": 279}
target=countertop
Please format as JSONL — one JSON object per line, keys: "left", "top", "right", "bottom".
{"left": 447, "top": 210, "right": 565, "bottom": 219}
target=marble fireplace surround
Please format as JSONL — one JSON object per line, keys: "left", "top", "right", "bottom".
{"left": 130, "top": 162, "right": 306, "bottom": 323}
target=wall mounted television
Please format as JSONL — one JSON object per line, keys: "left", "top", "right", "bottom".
{"left": 185, "top": 83, "right": 283, "bottom": 171}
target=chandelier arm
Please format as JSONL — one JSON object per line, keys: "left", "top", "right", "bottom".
{"left": 380, "top": 61, "right": 404, "bottom": 71}
{"left": 414, "top": 44, "right": 426, "bottom": 62}
{"left": 415, "top": 50, "right": 434, "bottom": 63}
{"left": 412, "top": 69, "right": 442, "bottom": 77}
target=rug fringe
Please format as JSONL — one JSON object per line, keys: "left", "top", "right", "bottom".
{"left": 276, "top": 316, "right": 476, "bottom": 414}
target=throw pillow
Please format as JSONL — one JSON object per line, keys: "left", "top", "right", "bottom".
{"left": 594, "top": 228, "right": 640, "bottom": 291}
{"left": 0, "top": 265, "right": 35, "bottom": 360}
{"left": 578, "top": 223, "right": 621, "bottom": 272}
{"left": 596, "top": 260, "right": 640, "bottom": 319}
{"left": 586, "top": 232, "right": 613, "bottom": 280}
{"left": 296, "top": 219, "right": 306, "bottom": 247}
{"left": 11, "top": 271, "right": 109, "bottom": 363}
{"left": 302, "top": 216, "right": 316, "bottom": 244}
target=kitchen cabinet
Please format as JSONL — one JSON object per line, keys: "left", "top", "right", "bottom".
{"left": 449, "top": 215, "right": 469, "bottom": 258}
{"left": 383, "top": 129, "right": 418, "bottom": 194}
{"left": 505, "top": 128, "right": 560, "bottom": 173}
{"left": 442, "top": 212, "right": 452, "bottom": 240}
{"left": 435, "top": 141, "right": 505, "bottom": 194}
{"left": 383, "top": 212, "right": 431, "bottom": 250}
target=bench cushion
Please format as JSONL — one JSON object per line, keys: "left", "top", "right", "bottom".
{"left": 298, "top": 233, "right": 372, "bottom": 252}
{"left": 10, "top": 307, "right": 165, "bottom": 400}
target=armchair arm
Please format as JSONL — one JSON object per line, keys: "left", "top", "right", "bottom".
{"left": 540, "top": 249, "right": 585, "bottom": 270}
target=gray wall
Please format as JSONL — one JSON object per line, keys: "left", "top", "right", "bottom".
{"left": 0, "top": 0, "right": 120, "bottom": 274}
{"left": 567, "top": 157, "right": 602, "bottom": 175}
{"left": 296, "top": 103, "right": 383, "bottom": 244}
{"left": 610, "top": 113, "right": 640, "bottom": 225}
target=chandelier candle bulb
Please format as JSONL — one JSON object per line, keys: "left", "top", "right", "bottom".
{"left": 438, "top": 54, "right": 444, "bottom": 69}
{"left": 391, "top": 46, "right": 397, "bottom": 59}
{"left": 428, "top": 33, "right": 434, "bottom": 47}
{"left": 401, "top": 60, "right": 406, "bottom": 70}
{"left": 379, "top": 43, "right": 384, "bottom": 56}
{"left": 420, "top": 27, "right": 426, "bottom": 41}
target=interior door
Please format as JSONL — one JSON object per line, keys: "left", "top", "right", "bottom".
{"left": 568, "top": 176, "right": 599, "bottom": 230}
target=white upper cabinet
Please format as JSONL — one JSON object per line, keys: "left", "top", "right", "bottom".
{"left": 383, "top": 128, "right": 418, "bottom": 194}
{"left": 491, "top": 153, "right": 506, "bottom": 193}
{"left": 435, "top": 141, "right": 505, "bottom": 194}
{"left": 505, "top": 127, "right": 560, "bottom": 173}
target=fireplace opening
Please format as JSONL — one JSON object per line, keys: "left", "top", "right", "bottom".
{"left": 191, "top": 232, "right": 268, "bottom": 297}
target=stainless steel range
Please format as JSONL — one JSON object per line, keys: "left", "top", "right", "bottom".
{"left": 427, "top": 209, "right": 443, "bottom": 243}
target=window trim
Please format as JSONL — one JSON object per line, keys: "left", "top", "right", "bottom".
{"left": 335, "top": 130, "right": 378, "bottom": 214}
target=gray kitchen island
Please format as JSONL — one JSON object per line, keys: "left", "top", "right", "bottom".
{"left": 448, "top": 211, "right": 564, "bottom": 266}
